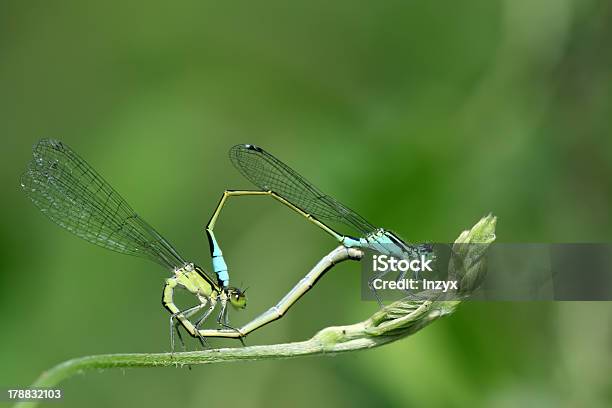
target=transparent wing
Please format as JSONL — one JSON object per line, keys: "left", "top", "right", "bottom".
{"left": 229, "top": 144, "right": 377, "bottom": 236}
{"left": 21, "top": 139, "right": 185, "bottom": 270}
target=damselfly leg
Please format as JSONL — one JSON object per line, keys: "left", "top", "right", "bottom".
{"left": 170, "top": 303, "right": 209, "bottom": 353}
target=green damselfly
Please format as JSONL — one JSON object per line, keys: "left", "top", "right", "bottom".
{"left": 21, "top": 139, "right": 247, "bottom": 350}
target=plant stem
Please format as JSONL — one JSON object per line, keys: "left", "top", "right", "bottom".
{"left": 14, "top": 214, "right": 496, "bottom": 408}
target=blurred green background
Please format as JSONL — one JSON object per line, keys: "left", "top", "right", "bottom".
{"left": 1, "top": 1, "right": 612, "bottom": 407}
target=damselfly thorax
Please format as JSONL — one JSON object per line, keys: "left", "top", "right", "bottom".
{"left": 162, "top": 263, "right": 246, "bottom": 349}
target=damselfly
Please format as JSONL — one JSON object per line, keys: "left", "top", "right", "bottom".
{"left": 198, "top": 144, "right": 431, "bottom": 339}
{"left": 21, "top": 139, "right": 247, "bottom": 351}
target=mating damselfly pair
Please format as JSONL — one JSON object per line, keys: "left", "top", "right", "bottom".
{"left": 21, "top": 140, "right": 429, "bottom": 350}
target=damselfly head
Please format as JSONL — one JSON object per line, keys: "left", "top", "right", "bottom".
{"left": 227, "top": 287, "right": 247, "bottom": 309}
